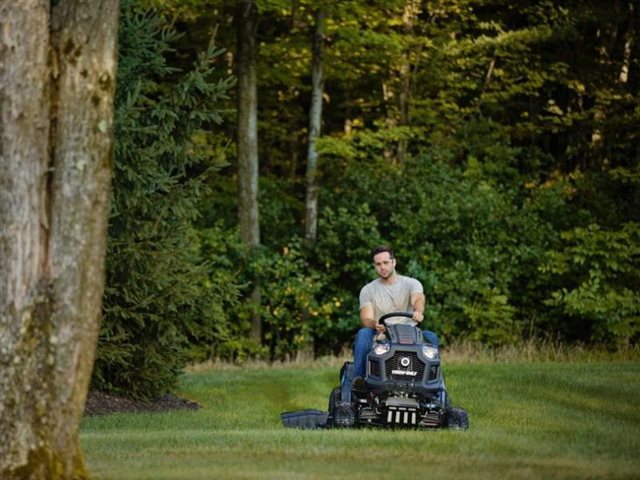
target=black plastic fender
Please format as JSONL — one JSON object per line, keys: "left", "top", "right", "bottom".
{"left": 281, "top": 409, "right": 328, "bottom": 429}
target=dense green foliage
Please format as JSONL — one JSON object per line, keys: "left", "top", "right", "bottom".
{"left": 97, "top": 0, "right": 639, "bottom": 398}
{"left": 93, "top": 2, "right": 237, "bottom": 399}
{"left": 81, "top": 361, "right": 640, "bottom": 479}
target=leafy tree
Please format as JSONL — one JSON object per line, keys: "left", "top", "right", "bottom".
{"left": 542, "top": 222, "right": 640, "bottom": 347}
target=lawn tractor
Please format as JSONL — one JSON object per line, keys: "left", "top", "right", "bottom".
{"left": 281, "top": 312, "right": 469, "bottom": 430}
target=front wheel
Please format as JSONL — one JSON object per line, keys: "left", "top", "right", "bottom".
{"left": 328, "top": 387, "right": 340, "bottom": 412}
{"left": 328, "top": 387, "right": 356, "bottom": 428}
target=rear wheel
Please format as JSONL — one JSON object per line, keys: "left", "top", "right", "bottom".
{"left": 446, "top": 406, "right": 469, "bottom": 430}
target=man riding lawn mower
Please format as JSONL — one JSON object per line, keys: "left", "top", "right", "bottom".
{"left": 281, "top": 312, "right": 469, "bottom": 430}
{"left": 283, "top": 246, "right": 468, "bottom": 429}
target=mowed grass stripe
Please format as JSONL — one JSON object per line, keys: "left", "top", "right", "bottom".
{"left": 81, "top": 361, "right": 640, "bottom": 479}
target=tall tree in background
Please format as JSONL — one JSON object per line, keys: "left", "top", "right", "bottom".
{"left": 0, "top": 0, "right": 118, "bottom": 478}
{"left": 304, "top": 6, "right": 326, "bottom": 246}
{"left": 236, "top": 0, "right": 262, "bottom": 341}
{"left": 396, "top": 0, "right": 420, "bottom": 163}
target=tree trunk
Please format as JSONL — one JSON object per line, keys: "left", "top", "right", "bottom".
{"left": 0, "top": 1, "right": 119, "bottom": 479}
{"left": 396, "top": 0, "right": 420, "bottom": 163}
{"left": 304, "top": 7, "right": 326, "bottom": 246}
{"left": 618, "top": 1, "right": 634, "bottom": 85}
{"left": 236, "top": 0, "right": 262, "bottom": 342}
{"left": 382, "top": 0, "right": 419, "bottom": 164}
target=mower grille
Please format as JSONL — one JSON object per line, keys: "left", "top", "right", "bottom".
{"left": 386, "top": 406, "right": 419, "bottom": 426}
{"left": 385, "top": 352, "right": 425, "bottom": 380}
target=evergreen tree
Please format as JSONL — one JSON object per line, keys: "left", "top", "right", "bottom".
{"left": 93, "top": 2, "right": 237, "bottom": 400}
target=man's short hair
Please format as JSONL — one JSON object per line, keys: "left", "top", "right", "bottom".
{"left": 371, "top": 245, "right": 394, "bottom": 261}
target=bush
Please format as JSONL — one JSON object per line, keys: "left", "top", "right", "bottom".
{"left": 542, "top": 222, "right": 640, "bottom": 347}
{"left": 316, "top": 152, "right": 560, "bottom": 348}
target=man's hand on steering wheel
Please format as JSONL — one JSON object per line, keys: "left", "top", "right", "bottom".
{"left": 377, "top": 312, "right": 421, "bottom": 331}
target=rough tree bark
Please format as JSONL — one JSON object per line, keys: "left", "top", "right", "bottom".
{"left": 236, "top": 0, "right": 262, "bottom": 342}
{"left": 304, "top": 7, "right": 326, "bottom": 247}
{"left": 0, "top": 1, "right": 119, "bottom": 479}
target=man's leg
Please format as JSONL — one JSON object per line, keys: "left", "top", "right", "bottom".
{"left": 422, "top": 330, "right": 439, "bottom": 347}
{"left": 353, "top": 327, "right": 375, "bottom": 378}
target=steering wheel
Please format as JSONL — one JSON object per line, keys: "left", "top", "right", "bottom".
{"left": 378, "top": 311, "right": 414, "bottom": 329}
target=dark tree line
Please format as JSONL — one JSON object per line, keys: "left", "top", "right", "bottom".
{"left": 97, "top": 0, "right": 639, "bottom": 399}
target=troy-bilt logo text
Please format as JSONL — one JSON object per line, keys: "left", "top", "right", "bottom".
{"left": 391, "top": 369, "right": 417, "bottom": 376}
{"left": 392, "top": 356, "right": 417, "bottom": 376}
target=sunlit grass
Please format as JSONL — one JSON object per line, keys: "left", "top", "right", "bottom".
{"left": 81, "top": 359, "right": 640, "bottom": 480}
{"left": 185, "top": 340, "right": 640, "bottom": 372}
{"left": 442, "top": 339, "right": 640, "bottom": 364}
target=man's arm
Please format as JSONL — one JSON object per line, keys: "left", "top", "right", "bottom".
{"left": 411, "top": 292, "right": 425, "bottom": 323}
{"left": 360, "top": 304, "right": 384, "bottom": 332}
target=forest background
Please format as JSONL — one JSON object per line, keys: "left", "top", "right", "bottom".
{"left": 95, "top": 0, "right": 640, "bottom": 400}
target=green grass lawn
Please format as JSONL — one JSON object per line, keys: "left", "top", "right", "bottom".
{"left": 81, "top": 360, "right": 640, "bottom": 479}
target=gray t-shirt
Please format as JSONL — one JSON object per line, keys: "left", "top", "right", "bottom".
{"left": 359, "top": 275, "right": 423, "bottom": 324}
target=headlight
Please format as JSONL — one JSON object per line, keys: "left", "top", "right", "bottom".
{"left": 373, "top": 343, "right": 390, "bottom": 355}
{"left": 421, "top": 345, "right": 439, "bottom": 360}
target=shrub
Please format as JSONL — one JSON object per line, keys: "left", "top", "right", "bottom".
{"left": 542, "top": 222, "right": 640, "bottom": 347}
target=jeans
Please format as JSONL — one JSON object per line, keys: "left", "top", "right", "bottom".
{"left": 353, "top": 327, "right": 440, "bottom": 378}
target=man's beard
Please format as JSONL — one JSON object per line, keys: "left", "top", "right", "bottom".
{"left": 379, "top": 268, "right": 395, "bottom": 280}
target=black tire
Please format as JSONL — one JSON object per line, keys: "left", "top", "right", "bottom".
{"left": 446, "top": 406, "right": 469, "bottom": 430}
{"left": 328, "top": 386, "right": 341, "bottom": 412}
{"left": 328, "top": 387, "right": 356, "bottom": 428}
